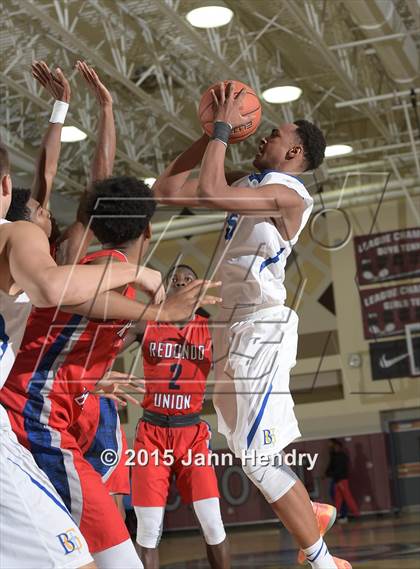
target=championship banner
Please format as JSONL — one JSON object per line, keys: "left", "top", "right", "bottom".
{"left": 354, "top": 227, "right": 420, "bottom": 285}
{"left": 360, "top": 283, "right": 420, "bottom": 339}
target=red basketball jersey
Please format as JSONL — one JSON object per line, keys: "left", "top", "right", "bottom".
{"left": 141, "top": 315, "right": 212, "bottom": 415}
{"left": 0, "top": 249, "right": 135, "bottom": 432}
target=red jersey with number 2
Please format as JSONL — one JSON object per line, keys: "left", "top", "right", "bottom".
{"left": 141, "top": 315, "right": 212, "bottom": 415}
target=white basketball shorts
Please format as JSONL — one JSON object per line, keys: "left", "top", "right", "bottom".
{"left": 212, "top": 305, "right": 301, "bottom": 458}
{"left": 0, "top": 417, "right": 93, "bottom": 569}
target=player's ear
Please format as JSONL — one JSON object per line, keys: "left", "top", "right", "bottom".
{"left": 285, "top": 145, "right": 303, "bottom": 161}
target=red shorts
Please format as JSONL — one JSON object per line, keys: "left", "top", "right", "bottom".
{"left": 7, "top": 407, "right": 130, "bottom": 554}
{"left": 132, "top": 420, "right": 220, "bottom": 507}
{"left": 72, "top": 395, "right": 130, "bottom": 495}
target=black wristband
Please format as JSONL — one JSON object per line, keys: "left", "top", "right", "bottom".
{"left": 212, "top": 121, "right": 233, "bottom": 146}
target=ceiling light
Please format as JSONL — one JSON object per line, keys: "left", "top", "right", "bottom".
{"left": 262, "top": 86, "right": 302, "bottom": 104}
{"left": 144, "top": 177, "right": 156, "bottom": 187}
{"left": 325, "top": 144, "right": 353, "bottom": 158}
{"left": 186, "top": 6, "right": 233, "bottom": 28}
{"left": 61, "top": 126, "right": 87, "bottom": 143}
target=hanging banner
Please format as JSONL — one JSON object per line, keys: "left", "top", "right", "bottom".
{"left": 360, "top": 283, "right": 420, "bottom": 339}
{"left": 354, "top": 228, "right": 420, "bottom": 285}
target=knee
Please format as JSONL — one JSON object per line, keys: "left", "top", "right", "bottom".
{"left": 193, "top": 498, "right": 226, "bottom": 546}
{"left": 201, "top": 517, "right": 226, "bottom": 546}
{"left": 243, "top": 458, "right": 298, "bottom": 503}
{"left": 135, "top": 507, "right": 163, "bottom": 549}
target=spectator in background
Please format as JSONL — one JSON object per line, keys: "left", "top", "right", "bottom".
{"left": 326, "top": 439, "right": 360, "bottom": 522}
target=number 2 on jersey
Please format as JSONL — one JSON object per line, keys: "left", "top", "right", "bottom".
{"left": 169, "top": 363, "right": 182, "bottom": 390}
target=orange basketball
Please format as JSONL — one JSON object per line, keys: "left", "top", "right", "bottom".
{"left": 198, "top": 80, "right": 262, "bottom": 144}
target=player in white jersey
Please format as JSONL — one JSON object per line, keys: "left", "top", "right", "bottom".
{"left": 153, "top": 83, "right": 352, "bottom": 569}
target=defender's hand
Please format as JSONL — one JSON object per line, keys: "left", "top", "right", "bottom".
{"left": 76, "top": 60, "right": 113, "bottom": 107}
{"left": 32, "top": 60, "right": 71, "bottom": 102}
{"left": 94, "top": 371, "right": 145, "bottom": 407}
{"left": 159, "top": 280, "right": 221, "bottom": 322}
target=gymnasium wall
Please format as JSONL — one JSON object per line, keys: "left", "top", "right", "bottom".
{"left": 119, "top": 195, "right": 420, "bottom": 447}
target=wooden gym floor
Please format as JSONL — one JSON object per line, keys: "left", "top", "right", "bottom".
{"left": 159, "top": 511, "right": 420, "bottom": 568}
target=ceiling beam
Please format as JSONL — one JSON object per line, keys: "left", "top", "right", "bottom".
{"left": 21, "top": 0, "right": 201, "bottom": 141}
{"left": 281, "top": 0, "right": 391, "bottom": 139}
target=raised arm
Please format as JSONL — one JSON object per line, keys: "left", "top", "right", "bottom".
{"left": 75, "top": 60, "right": 116, "bottom": 222}
{"left": 31, "top": 61, "right": 70, "bottom": 208}
{"left": 152, "top": 131, "right": 245, "bottom": 207}
{"left": 57, "top": 61, "right": 116, "bottom": 265}
{"left": 153, "top": 134, "right": 209, "bottom": 207}
{"left": 198, "top": 83, "right": 306, "bottom": 218}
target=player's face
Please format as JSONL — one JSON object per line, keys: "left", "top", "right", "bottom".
{"left": 166, "top": 267, "right": 196, "bottom": 296}
{"left": 253, "top": 123, "right": 300, "bottom": 171}
{"left": 27, "top": 198, "right": 52, "bottom": 238}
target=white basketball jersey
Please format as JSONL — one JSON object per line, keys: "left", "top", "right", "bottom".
{"left": 214, "top": 170, "right": 313, "bottom": 310}
{"left": 0, "top": 219, "right": 32, "bottom": 426}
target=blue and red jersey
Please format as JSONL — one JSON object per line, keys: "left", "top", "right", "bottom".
{"left": 0, "top": 249, "right": 135, "bottom": 433}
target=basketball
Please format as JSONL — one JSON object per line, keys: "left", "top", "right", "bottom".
{"left": 198, "top": 80, "right": 262, "bottom": 144}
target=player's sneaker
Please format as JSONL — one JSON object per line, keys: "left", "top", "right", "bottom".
{"left": 297, "top": 502, "right": 337, "bottom": 564}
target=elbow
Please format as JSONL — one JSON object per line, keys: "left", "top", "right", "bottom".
{"left": 152, "top": 181, "right": 167, "bottom": 199}
{"left": 44, "top": 170, "right": 57, "bottom": 187}
{"left": 198, "top": 178, "right": 213, "bottom": 199}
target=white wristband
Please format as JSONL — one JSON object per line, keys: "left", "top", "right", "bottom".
{"left": 49, "top": 100, "right": 69, "bottom": 124}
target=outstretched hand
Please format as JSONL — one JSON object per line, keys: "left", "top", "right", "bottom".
{"left": 159, "top": 279, "right": 222, "bottom": 322}
{"left": 32, "top": 60, "right": 71, "bottom": 102}
{"left": 211, "top": 81, "right": 254, "bottom": 128}
{"left": 94, "top": 370, "right": 145, "bottom": 407}
{"left": 76, "top": 60, "right": 113, "bottom": 106}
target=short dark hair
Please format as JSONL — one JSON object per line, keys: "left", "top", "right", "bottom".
{"left": 330, "top": 438, "right": 343, "bottom": 449}
{"left": 166, "top": 263, "right": 198, "bottom": 283}
{"left": 6, "top": 188, "right": 31, "bottom": 221}
{"left": 294, "top": 120, "right": 326, "bottom": 171}
{"left": 85, "top": 176, "right": 156, "bottom": 246}
{"left": 0, "top": 143, "right": 10, "bottom": 177}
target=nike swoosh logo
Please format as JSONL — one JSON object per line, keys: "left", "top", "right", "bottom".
{"left": 379, "top": 353, "right": 409, "bottom": 369}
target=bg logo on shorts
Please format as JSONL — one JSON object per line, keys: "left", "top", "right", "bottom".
{"left": 57, "top": 528, "right": 83, "bottom": 555}
{"left": 262, "top": 428, "right": 276, "bottom": 446}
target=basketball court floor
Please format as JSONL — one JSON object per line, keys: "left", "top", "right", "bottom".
{"left": 159, "top": 512, "right": 420, "bottom": 568}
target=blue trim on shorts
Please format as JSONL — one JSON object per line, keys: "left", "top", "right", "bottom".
{"left": 247, "top": 382, "right": 273, "bottom": 449}
{"left": 23, "top": 314, "right": 83, "bottom": 511}
{"left": 7, "top": 457, "right": 75, "bottom": 522}
{"left": 259, "top": 248, "right": 285, "bottom": 272}
{"left": 84, "top": 397, "right": 119, "bottom": 478}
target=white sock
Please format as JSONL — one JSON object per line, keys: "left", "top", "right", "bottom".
{"left": 303, "top": 537, "right": 337, "bottom": 568}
